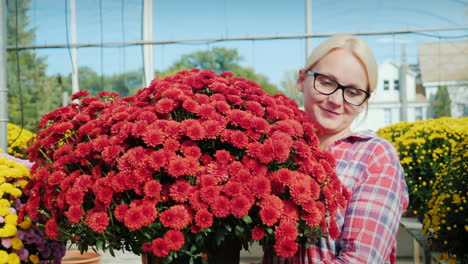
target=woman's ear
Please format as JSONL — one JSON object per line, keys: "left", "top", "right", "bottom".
{"left": 297, "top": 69, "right": 305, "bottom": 93}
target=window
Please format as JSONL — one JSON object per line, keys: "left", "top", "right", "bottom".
{"left": 384, "top": 108, "right": 392, "bottom": 125}
{"left": 394, "top": 80, "right": 400, "bottom": 90}
{"left": 415, "top": 107, "right": 423, "bottom": 120}
{"left": 383, "top": 80, "right": 389, "bottom": 90}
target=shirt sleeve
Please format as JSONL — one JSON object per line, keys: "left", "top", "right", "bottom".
{"left": 320, "top": 139, "right": 409, "bottom": 264}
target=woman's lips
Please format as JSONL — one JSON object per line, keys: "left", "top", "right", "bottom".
{"left": 321, "top": 107, "right": 340, "bottom": 116}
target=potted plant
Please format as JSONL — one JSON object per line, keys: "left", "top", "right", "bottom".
{"left": 23, "top": 69, "right": 348, "bottom": 263}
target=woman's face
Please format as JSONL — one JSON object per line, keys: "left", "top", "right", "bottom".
{"left": 298, "top": 48, "right": 368, "bottom": 137}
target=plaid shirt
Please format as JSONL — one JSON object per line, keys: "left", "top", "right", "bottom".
{"left": 263, "top": 130, "right": 409, "bottom": 264}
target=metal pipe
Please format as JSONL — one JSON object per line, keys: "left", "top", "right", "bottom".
{"left": 0, "top": 0, "right": 8, "bottom": 152}
{"left": 6, "top": 26, "right": 468, "bottom": 51}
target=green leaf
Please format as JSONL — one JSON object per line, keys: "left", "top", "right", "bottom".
{"left": 266, "top": 227, "right": 274, "bottom": 235}
{"left": 242, "top": 215, "right": 253, "bottom": 224}
{"left": 96, "top": 240, "right": 104, "bottom": 250}
{"left": 215, "top": 230, "right": 225, "bottom": 246}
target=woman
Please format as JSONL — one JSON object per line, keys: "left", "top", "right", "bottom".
{"left": 263, "top": 35, "right": 408, "bottom": 263}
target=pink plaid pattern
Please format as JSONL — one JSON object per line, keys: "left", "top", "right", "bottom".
{"left": 262, "top": 131, "right": 409, "bottom": 264}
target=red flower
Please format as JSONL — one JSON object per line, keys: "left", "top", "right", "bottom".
{"left": 155, "top": 98, "right": 177, "bottom": 114}
{"left": 141, "top": 128, "right": 165, "bottom": 147}
{"left": 230, "top": 196, "right": 252, "bottom": 218}
{"left": 303, "top": 208, "right": 324, "bottom": 228}
{"left": 223, "top": 181, "right": 243, "bottom": 198}
{"left": 181, "top": 119, "right": 205, "bottom": 140}
{"left": 144, "top": 180, "right": 162, "bottom": 200}
{"left": 66, "top": 206, "right": 84, "bottom": 224}
{"left": 281, "top": 200, "right": 299, "bottom": 223}
{"left": 274, "top": 221, "right": 298, "bottom": 241}
{"left": 124, "top": 207, "right": 145, "bottom": 231}
{"left": 142, "top": 243, "right": 153, "bottom": 252}
{"left": 71, "top": 90, "right": 89, "bottom": 100}
{"left": 181, "top": 145, "right": 202, "bottom": 159}
{"left": 198, "top": 104, "right": 216, "bottom": 119}
{"left": 259, "top": 206, "right": 281, "bottom": 226}
{"left": 169, "top": 180, "right": 192, "bottom": 202}
{"left": 49, "top": 170, "right": 66, "bottom": 185}
{"left": 140, "top": 203, "right": 158, "bottom": 225}
{"left": 252, "top": 227, "right": 265, "bottom": 240}
{"left": 166, "top": 156, "right": 188, "bottom": 178}
{"left": 45, "top": 219, "right": 59, "bottom": 239}
{"left": 197, "top": 174, "right": 217, "bottom": 187}
{"left": 164, "top": 229, "right": 185, "bottom": 251}
{"left": 274, "top": 239, "right": 298, "bottom": 258}
{"left": 65, "top": 188, "right": 85, "bottom": 207}
{"left": 202, "top": 119, "right": 224, "bottom": 139}
{"left": 214, "top": 150, "right": 233, "bottom": 164}
{"left": 209, "top": 195, "right": 230, "bottom": 218}
{"left": 152, "top": 238, "right": 170, "bottom": 257}
{"left": 102, "top": 145, "right": 122, "bottom": 165}
{"left": 114, "top": 203, "right": 128, "bottom": 222}
{"left": 245, "top": 101, "right": 265, "bottom": 117}
{"left": 182, "top": 99, "right": 200, "bottom": 113}
{"left": 86, "top": 211, "right": 109, "bottom": 233}
{"left": 195, "top": 209, "right": 213, "bottom": 229}
{"left": 290, "top": 183, "right": 312, "bottom": 205}
{"left": 250, "top": 176, "right": 271, "bottom": 199}
{"left": 189, "top": 190, "right": 209, "bottom": 211}
{"left": 328, "top": 219, "right": 340, "bottom": 239}
{"left": 200, "top": 186, "right": 222, "bottom": 205}
{"left": 275, "top": 168, "right": 294, "bottom": 187}
{"left": 159, "top": 205, "right": 191, "bottom": 230}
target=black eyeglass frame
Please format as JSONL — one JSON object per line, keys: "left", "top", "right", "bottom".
{"left": 306, "top": 70, "right": 370, "bottom": 106}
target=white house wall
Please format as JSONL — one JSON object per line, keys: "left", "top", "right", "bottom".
{"left": 352, "top": 62, "right": 430, "bottom": 132}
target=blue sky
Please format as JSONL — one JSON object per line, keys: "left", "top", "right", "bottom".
{"left": 27, "top": 0, "right": 468, "bottom": 88}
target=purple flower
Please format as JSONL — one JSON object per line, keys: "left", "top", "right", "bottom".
{"left": 14, "top": 248, "right": 29, "bottom": 260}
{"left": 1, "top": 238, "right": 11, "bottom": 248}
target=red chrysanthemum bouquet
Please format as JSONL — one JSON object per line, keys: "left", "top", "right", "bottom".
{"left": 22, "top": 69, "right": 347, "bottom": 263}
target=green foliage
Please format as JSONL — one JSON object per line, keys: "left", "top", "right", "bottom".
{"left": 7, "top": 0, "right": 62, "bottom": 132}
{"left": 160, "top": 47, "right": 282, "bottom": 95}
{"left": 432, "top": 86, "right": 451, "bottom": 118}
{"left": 281, "top": 70, "right": 302, "bottom": 107}
{"left": 60, "top": 67, "right": 144, "bottom": 98}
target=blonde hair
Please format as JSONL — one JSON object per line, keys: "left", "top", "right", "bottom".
{"left": 303, "top": 34, "right": 378, "bottom": 93}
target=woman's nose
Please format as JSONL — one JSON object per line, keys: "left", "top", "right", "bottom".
{"left": 326, "top": 89, "right": 344, "bottom": 105}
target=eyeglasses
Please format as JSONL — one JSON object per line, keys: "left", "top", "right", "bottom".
{"left": 306, "top": 70, "right": 370, "bottom": 106}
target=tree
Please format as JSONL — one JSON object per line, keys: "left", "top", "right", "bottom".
{"left": 432, "top": 86, "right": 451, "bottom": 118}
{"left": 7, "top": 0, "right": 62, "bottom": 131}
{"left": 161, "top": 47, "right": 282, "bottom": 95}
{"left": 61, "top": 67, "right": 144, "bottom": 98}
{"left": 281, "top": 70, "right": 302, "bottom": 107}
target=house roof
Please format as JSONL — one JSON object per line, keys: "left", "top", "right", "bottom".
{"left": 380, "top": 60, "right": 418, "bottom": 77}
{"left": 418, "top": 40, "right": 468, "bottom": 83}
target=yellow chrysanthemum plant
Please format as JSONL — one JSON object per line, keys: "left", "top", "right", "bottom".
{"left": 5, "top": 123, "right": 36, "bottom": 159}
{"left": 0, "top": 154, "right": 65, "bottom": 264}
{"left": 423, "top": 136, "right": 467, "bottom": 263}
{"left": 377, "top": 117, "right": 468, "bottom": 221}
